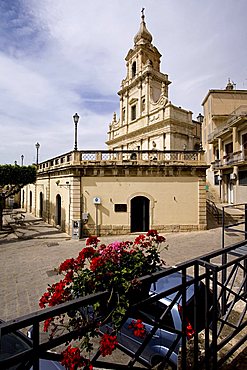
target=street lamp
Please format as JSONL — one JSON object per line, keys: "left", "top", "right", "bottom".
{"left": 73, "top": 113, "right": 80, "bottom": 151}
{"left": 197, "top": 113, "right": 204, "bottom": 123}
{"left": 35, "top": 142, "right": 40, "bottom": 165}
{"left": 21, "top": 155, "right": 24, "bottom": 166}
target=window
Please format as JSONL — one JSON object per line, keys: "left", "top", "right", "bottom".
{"left": 131, "top": 105, "right": 137, "bottom": 121}
{"left": 141, "top": 97, "right": 145, "bottom": 112}
{"left": 239, "top": 171, "right": 247, "bottom": 185}
{"left": 139, "top": 301, "right": 174, "bottom": 330}
{"left": 225, "top": 142, "right": 233, "bottom": 155}
{"left": 122, "top": 108, "right": 126, "bottom": 122}
{"left": 242, "top": 133, "right": 247, "bottom": 149}
{"left": 132, "top": 61, "right": 136, "bottom": 77}
{"left": 215, "top": 148, "right": 219, "bottom": 160}
{"left": 214, "top": 174, "right": 219, "bottom": 185}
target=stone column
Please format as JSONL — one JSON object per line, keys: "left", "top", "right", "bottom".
{"left": 146, "top": 76, "right": 150, "bottom": 125}
{"left": 46, "top": 176, "right": 51, "bottom": 223}
{"left": 120, "top": 95, "right": 123, "bottom": 126}
{"left": 232, "top": 127, "right": 239, "bottom": 152}
{"left": 218, "top": 138, "right": 223, "bottom": 160}
{"left": 125, "top": 92, "right": 129, "bottom": 134}
{"left": 139, "top": 81, "right": 142, "bottom": 117}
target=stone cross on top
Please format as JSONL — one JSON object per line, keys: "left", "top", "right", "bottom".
{"left": 141, "top": 8, "right": 145, "bottom": 19}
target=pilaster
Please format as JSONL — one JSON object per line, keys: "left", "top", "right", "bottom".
{"left": 70, "top": 178, "right": 81, "bottom": 224}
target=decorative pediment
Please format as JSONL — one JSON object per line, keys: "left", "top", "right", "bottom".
{"left": 129, "top": 97, "right": 138, "bottom": 105}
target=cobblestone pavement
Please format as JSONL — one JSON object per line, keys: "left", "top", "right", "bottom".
{"left": 0, "top": 213, "right": 246, "bottom": 368}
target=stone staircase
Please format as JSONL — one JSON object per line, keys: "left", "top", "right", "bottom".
{"left": 206, "top": 183, "right": 245, "bottom": 229}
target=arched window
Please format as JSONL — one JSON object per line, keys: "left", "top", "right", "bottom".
{"left": 132, "top": 61, "right": 136, "bottom": 78}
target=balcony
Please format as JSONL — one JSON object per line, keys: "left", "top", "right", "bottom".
{"left": 207, "top": 105, "right": 247, "bottom": 143}
{"left": 37, "top": 150, "right": 206, "bottom": 172}
{"left": 211, "top": 149, "right": 247, "bottom": 169}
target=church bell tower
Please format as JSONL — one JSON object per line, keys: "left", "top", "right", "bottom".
{"left": 107, "top": 10, "right": 197, "bottom": 152}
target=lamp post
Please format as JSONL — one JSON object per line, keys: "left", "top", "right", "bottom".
{"left": 21, "top": 155, "right": 24, "bottom": 166}
{"left": 35, "top": 142, "right": 40, "bottom": 165}
{"left": 73, "top": 113, "right": 80, "bottom": 151}
{"left": 197, "top": 113, "right": 204, "bottom": 123}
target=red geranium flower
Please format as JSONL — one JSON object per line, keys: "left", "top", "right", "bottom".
{"left": 128, "top": 319, "right": 146, "bottom": 338}
{"left": 59, "top": 258, "right": 76, "bottom": 273}
{"left": 134, "top": 234, "right": 146, "bottom": 244}
{"left": 61, "top": 345, "right": 87, "bottom": 369}
{"left": 146, "top": 229, "right": 158, "bottom": 237}
{"left": 43, "top": 318, "right": 53, "bottom": 332}
{"left": 86, "top": 236, "right": 100, "bottom": 246}
{"left": 39, "top": 230, "right": 167, "bottom": 367}
{"left": 99, "top": 333, "right": 118, "bottom": 357}
{"left": 77, "top": 246, "right": 96, "bottom": 263}
{"left": 90, "top": 256, "right": 105, "bottom": 272}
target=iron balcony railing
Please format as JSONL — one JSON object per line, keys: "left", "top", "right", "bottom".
{"left": 211, "top": 149, "right": 247, "bottom": 169}
{"left": 1, "top": 236, "right": 246, "bottom": 370}
{"left": 207, "top": 105, "right": 247, "bottom": 143}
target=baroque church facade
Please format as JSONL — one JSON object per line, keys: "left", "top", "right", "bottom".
{"left": 22, "top": 13, "right": 207, "bottom": 237}
{"left": 107, "top": 11, "right": 202, "bottom": 153}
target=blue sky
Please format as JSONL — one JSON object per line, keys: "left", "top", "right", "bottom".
{"left": 0, "top": 0, "right": 246, "bottom": 164}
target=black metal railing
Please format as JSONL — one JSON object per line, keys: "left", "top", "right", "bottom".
{"left": 1, "top": 237, "right": 246, "bottom": 370}
{"left": 222, "top": 203, "right": 247, "bottom": 249}
{"left": 206, "top": 199, "right": 222, "bottom": 225}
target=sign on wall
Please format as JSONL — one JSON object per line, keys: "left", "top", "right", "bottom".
{"left": 93, "top": 197, "right": 101, "bottom": 205}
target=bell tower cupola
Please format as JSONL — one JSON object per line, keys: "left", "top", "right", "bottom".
{"left": 134, "top": 8, "right": 153, "bottom": 46}
{"left": 115, "top": 9, "right": 171, "bottom": 128}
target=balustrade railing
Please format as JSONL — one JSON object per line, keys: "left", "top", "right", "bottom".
{"left": 38, "top": 150, "right": 204, "bottom": 171}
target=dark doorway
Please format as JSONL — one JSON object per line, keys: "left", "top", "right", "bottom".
{"left": 39, "top": 192, "right": 43, "bottom": 218}
{"left": 131, "top": 196, "right": 150, "bottom": 232}
{"left": 22, "top": 190, "right": 25, "bottom": 209}
{"left": 56, "top": 194, "right": 62, "bottom": 226}
{"left": 29, "top": 191, "right": 32, "bottom": 213}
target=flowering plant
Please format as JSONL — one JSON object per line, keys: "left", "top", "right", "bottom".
{"left": 39, "top": 230, "right": 167, "bottom": 369}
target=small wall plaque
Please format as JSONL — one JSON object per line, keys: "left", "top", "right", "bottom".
{"left": 115, "top": 204, "right": 127, "bottom": 212}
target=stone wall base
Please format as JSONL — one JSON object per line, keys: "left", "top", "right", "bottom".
{"left": 82, "top": 223, "right": 207, "bottom": 236}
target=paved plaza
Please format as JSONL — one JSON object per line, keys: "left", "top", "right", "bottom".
{"left": 0, "top": 213, "right": 244, "bottom": 321}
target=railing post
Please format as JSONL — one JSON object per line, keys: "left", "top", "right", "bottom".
{"left": 181, "top": 266, "right": 187, "bottom": 370}
{"left": 204, "top": 265, "right": 210, "bottom": 369}
{"left": 244, "top": 204, "right": 247, "bottom": 295}
{"left": 193, "top": 262, "right": 199, "bottom": 369}
{"left": 32, "top": 321, "right": 40, "bottom": 370}
{"left": 245, "top": 204, "right": 247, "bottom": 241}
{"left": 96, "top": 151, "right": 102, "bottom": 161}
{"left": 221, "top": 206, "right": 227, "bottom": 314}
{"left": 211, "top": 268, "right": 219, "bottom": 370}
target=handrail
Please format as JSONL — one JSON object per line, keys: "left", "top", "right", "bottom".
{"left": 206, "top": 198, "right": 221, "bottom": 224}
